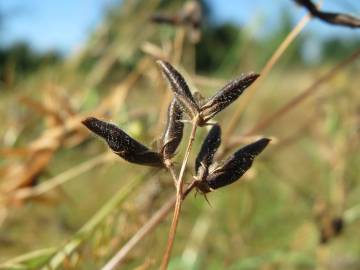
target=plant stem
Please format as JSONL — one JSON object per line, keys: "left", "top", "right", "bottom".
{"left": 101, "top": 196, "right": 176, "bottom": 270}
{"left": 101, "top": 178, "right": 198, "bottom": 270}
{"left": 177, "top": 115, "right": 199, "bottom": 196}
{"left": 166, "top": 162, "right": 179, "bottom": 187}
{"left": 223, "top": 12, "right": 312, "bottom": 144}
{"left": 244, "top": 47, "right": 360, "bottom": 136}
{"left": 161, "top": 116, "right": 199, "bottom": 270}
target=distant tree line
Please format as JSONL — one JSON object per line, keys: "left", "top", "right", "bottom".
{"left": 0, "top": 42, "right": 61, "bottom": 86}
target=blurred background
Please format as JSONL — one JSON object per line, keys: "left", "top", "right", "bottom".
{"left": 0, "top": 0, "right": 359, "bottom": 269}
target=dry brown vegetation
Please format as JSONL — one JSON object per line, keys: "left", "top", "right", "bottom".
{"left": 0, "top": 0, "right": 360, "bottom": 269}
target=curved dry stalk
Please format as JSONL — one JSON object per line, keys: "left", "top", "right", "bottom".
{"left": 42, "top": 170, "right": 156, "bottom": 270}
{"left": 223, "top": 11, "right": 313, "bottom": 142}
{"left": 245, "top": 47, "right": 360, "bottom": 136}
{"left": 101, "top": 195, "right": 176, "bottom": 270}
{"left": 8, "top": 152, "right": 114, "bottom": 203}
{"left": 161, "top": 115, "right": 199, "bottom": 270}
{"left": 166, "top": 163, "right": 179, "bottom": 187}
{"left": 101, "top": 174, "right": 199, "bottom": 270}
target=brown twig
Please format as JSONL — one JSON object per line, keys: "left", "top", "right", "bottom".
{"left": 294, "top": 0, "right": 360, "bottom": 28}
{"left": 101, "top": 195, "right": 176, "bottom": 270}
{"left": 161, "top": 115, "right": 199, "bottom": 270}
{"left": 223, "top": 11, "right": 312, "bottom": 143}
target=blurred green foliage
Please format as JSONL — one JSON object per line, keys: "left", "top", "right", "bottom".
{"left": 0, "top": 1, "right": 359, "bottom": 269}
{"left": 0, "top": 42, "right": 61, "bottom": 85}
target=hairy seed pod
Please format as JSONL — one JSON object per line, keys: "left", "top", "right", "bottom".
{"left": 157, "top": 60, "right": 200, "bottom": 119}
{"left": 206, "top": 138, "right": 270, "bottom": 190}
{"left": 200, "top": 73, "right": 259, "bottom": 123}
{"left": 161, "top": 99, "right": 184, "bottom": 160}
{"left": 195, "top": 124, "right": 221, "bottom": 181}
{"left": 82, "top": 117, "right": 163, "bottom": 167}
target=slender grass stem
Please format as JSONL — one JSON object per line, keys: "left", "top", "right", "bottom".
{"left": 245, "top": 47, "right": 360, "bottom": 136}
{"left": 161, "top": 115, "right": 199, "bottom": 270}
{"left": 166, "top": 162, "right": 179, "bottom": 187}
{"left": 223, "top": 11, "right": 312, "bottom": 143}
{"left": 101, "top": 196, "right": 176, "bottom": 270}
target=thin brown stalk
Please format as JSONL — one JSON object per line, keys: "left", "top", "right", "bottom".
{"left": 101, "top": 195, "right": 176, "bottom": 270}
{"left": 173, "top": 28, "right": 186, "bottom": 65}
{"left": 166, "top": 162, "right": 179, "bottom": 187}
{"left": 101, "top": 175, "right": 198, "bottom": 270}
{"left": 161, "top": 115, "right": 199, "bottom": 270}
{"left": 223, "top": 12, "right": 312, "bottom": 143}
{"left": 7, "top": 152, "right": 114, "bottom": 203}
{"left": 245, "top": 47, "right": 360, "bottom": 136}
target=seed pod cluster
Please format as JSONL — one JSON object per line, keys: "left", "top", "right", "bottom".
{"left": 157, "top": 60, "right": 259, "bottom": 126}
{"left": 194, "top": 125, "right": 270, "bottom": 194}
{"left": 83, "top": 98, "right": 186, "bottom": 167}
{"left": 83, "top": 60, "right": 269, "bottom": 201}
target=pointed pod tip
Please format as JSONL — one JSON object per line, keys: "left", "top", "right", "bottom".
{"left": 82, "top": 116, "right": 98, "bottom": 128}
{"left": 250, "top": 137, "right": 271, "bottom": 154}
{"left": 260, "top": 137, "right": 271, "bottom": 145}
{"left": 81, "top": 117, "right": 106, "bottom": 136}
{"left": 156, "top": 59, "right": 168, "bottom": 68}
{"left": 244, "top": 72, "right": 260, "bottom": 81}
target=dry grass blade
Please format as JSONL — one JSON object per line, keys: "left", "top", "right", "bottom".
{"left": 101, "top": 196, "right": 176, "bottom": 270}
{"left": 43, "top": 170, "right": 155, "bottom": 270}
{"left": 18, "top": 96, "right": 63, "bottom": 124}
{"left": 246, "top": 47, "right": 360, "bottom": 136}
{"left": 294, "top": 0, "right": 360, "bottom": 28}
{"left": 82, "top": 117, "right": 164, "bottom": 167}
{"left": 151, "top": 1, "right": 202, "bottom": 43}
{"left": 150, "top": 1, "right": 201, "bottom": 29}
{"left": 0, "top": 149, "right": 55, "bottom": 195}
{"left": 7, "top": 152, "right": 113, "bottom": 204}
{"left": 224, "top": 12, "right": 312, "bottom": 141}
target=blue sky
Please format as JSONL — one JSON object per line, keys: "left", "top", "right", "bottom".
{"left": 0, "top": 0, "right": 359, "bottom": 55}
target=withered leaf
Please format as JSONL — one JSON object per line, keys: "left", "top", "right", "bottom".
{"left": 206, "top": 138, "right": 270, "bottom": 190}
{"left": 200, "top": 73, "right": 259, "bottom": 123}
{"left": 82, "top": 117, "right": 163, "bottom": 167}
{"left": 195, "top": 124, "right": 221, "bottom": 180}
{"left": 161, "top": 99, "right": 184, "bottom": 160}
{"left": 157, "top": 60, "right": 200, "bottom": 119}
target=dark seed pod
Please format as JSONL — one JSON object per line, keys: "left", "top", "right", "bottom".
{"left": 150, "top": 14, "right": 179, "bottom": 26}
{"left": 82, "top": 117, "right": 164, "bottom": 167}
{"left": 206, "top": 138, "right": 270, "bottom": 190}
{"left": 161, "top": 99, "right": 184, "bottom": 160}
{"left": 199, "top": 73, "right": 259, "bottom": 123}
{"left": 195, "top": 124, "right": 221, "bottom": 180}
{"left": 294, "top": 0, "right": 360, "bottom": 28}
{"left": 157, "top": 60, "right": 200, "bottom": 119}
